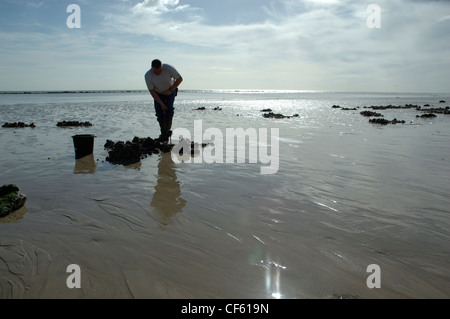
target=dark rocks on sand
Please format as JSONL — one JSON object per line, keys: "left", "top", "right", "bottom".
{"left": 0, "top": 184, "right": 27, "bottom": 218}
{"left": 417, "top": 113, "right": 437, "bottom": 118}
{"left": 369, "top": 118, "right": 390, "bottom": 125}
{"left": 339, "top": 103, "right": 448, "bottom": 127}
{"left": 391, "top": 118, "right": 406, "bottom": 124}
{"left": 132, "top": 136, "right": 173, "bottom": 154}
{"left": 439, "top": 100, "right": 446, "bottom": 103}
{"left": 193, "top": 106, "right": 222, "bottom": 111}
{"left": 105, "top": 140, "right": 143, "bottom": 165}
{"left": 418, "top": 107, "right": 450, "bottom": 115}
{"left": 57, "top": 121, "right": 93, "bottom": 127}
{"left": 105, "top": 137, "right": 166, "bottom": 166}
{"left": 2, "top": 122, "right": 36, "bottom": 128}
{"left": 263, "top": 112, "right": 299, "bottom": 119}
{"left": 261, "top": 108, "right": 299, "bottom": 118}
{"left": 104, "top": 136, "right": 211, "bottom": 166}
{"left": 175, "top": 139, "right": 211, "bottom": 157}
{"left": 360, "top": 111, "right": 383, "bottom": 117}
{"left": 368, "top": 104, "right": 420, "bottom": 110}
{"left": 333, "top": 105, "right": 360, "bottom": 110}
{"left": 369, "top": 118, "right": 405, "bottom": 125}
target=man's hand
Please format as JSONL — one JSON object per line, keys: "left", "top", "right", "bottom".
{"left": 150, "top": 89, "right": 169, "bottom": 112}
{"left": 163, "top": 89, "right": 172, "bottom": 96}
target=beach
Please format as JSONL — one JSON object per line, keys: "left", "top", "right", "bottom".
{"left": 0, "top": 90, "right": 449, "bottom": 298}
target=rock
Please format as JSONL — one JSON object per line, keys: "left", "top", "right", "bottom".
{"left": 57, "top": 121, "right": 93, "bottom": 127}
{"left": 0, "top": 184, "right": 20, "bottom": 197}
{"left": 341, "top": 108, "right": 357, "bottom": 111}
{"left": 104, "top": 140, "right": 115, "bottom": 149}
{"left": 439, "top": 100, "right": 445, "bottom": 103}
{"left": 263, "top": 112, "right": 284, "bottom": 119}
{"left": 213, "top": 107, "right": 222, "bottom": 111}
{"left": 391, "top": 118, "right": 406, "bottom": 124}
{"left": 193, "top": 107, "right": 206, "bottom": 111}
{"left": 261, "top": 109, "right": 273, "bottom": 112}
{"left": 2, "top": 122, "right": 36, "bottom": 128}
{"left": 424, "top": 104, "right": 430, "bottom": 107}
{"left": 418, "top": 107, "right": 449, "bottom": 114}
{"left": 368, "top": 104, "right": 420, "bottom": 110}
{"left": 105, "top": 140, "right": 143, "bottom": 166}
{"left": 263, "top": 112, "right": 298, "bottom": 119}
{"left": 331, "top": 105, "right": 341, "bottom": 109}
{"left": 369, "top": 118, "right": 390, "bottom": 125}
{"left": 0, "top": 185, "right": 27, "bottom": 218}
{"left": 369, "top": 118, "right": 405, "bottom": 125}
{"left": 104, "top": 136, "right": 212, "bottom": 166}
{"left": 175, "top": 139, "right": 212, "bottom": 158}
{"left": 418, "top": 113, "right": 437, "bottom": 118}
{"left": 360, "top": 111, "right": 383, "bottom": 117}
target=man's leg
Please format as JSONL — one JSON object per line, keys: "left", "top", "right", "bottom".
{"left": 164, "top": 115, "right": 173, "bottom": 143}
{"left": 161, "top": 92, "right": 176, "bottom": 143}
{"left": 154, "top": 99, "right": 166, "bottom": 140}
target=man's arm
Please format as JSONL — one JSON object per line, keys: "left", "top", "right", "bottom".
{"left": 162, "top": 76, "right": 183, "bottom": 96}
{"left": 150, "top": 89, "right": 168, "bottom": 112}
{"left": 170, "top": 76, "right": 183, "bottom": 92}
{"left": 145, "top": 71, "right": 168, "bottom": 112}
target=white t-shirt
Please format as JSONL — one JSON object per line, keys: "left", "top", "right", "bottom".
{"left": 145, "top": 64, "right": 181, "bottom": 94}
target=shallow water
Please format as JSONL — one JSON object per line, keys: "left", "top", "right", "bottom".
{"left": 0, "top": 90, "right": 449, "bottom": 298}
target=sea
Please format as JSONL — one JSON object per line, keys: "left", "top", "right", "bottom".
{"left": 0, "top": 90, "right": 449, "bottom": 298}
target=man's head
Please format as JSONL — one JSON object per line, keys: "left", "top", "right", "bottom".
{"left": 152, "top": 59, "right": 163, "bottom": 75}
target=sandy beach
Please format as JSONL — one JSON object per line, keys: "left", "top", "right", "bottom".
{"left": 1, "top": 90, "right": 449, "bottom": 298}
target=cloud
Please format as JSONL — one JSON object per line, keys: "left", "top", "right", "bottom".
{"left": 1, "top": 0, "right": 449, "bottom": 91}
{"left": 133, "top": 0, "right": 190, "bottom": 13}
{"left": 438, "top": 15, "right": 450, "bottom": 22}
{"left": 26, "top": 1, "right": 44, "bottom": 8}
{"left": 95, "top": 0, "right": 450, "bottom": 91}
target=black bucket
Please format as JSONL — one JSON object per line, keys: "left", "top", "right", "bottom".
{"left": 72, "top": 134, "right": 95, "bottom": 159}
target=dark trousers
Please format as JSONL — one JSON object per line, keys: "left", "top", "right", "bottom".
{"left": 154, "top": 89, "right": 177, "bottom": 124}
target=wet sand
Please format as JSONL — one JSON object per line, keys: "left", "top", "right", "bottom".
{"left": 0, "top": 91, "right": 449, "bottom": 298}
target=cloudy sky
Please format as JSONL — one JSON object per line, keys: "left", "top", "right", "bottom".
{"left": 0, "top": 0, "right": 449, "bottom": 92}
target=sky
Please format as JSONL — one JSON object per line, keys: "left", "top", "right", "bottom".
{"left": 0, "top": 0, "right": 449, "bottom": 92}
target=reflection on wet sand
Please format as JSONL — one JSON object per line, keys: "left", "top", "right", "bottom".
{"left": 150, "top": 153, "right": 186, "bottom": 225}
{"left": 73, "top": 154, "right": 97, "bottom": 174}
{"left": 0, "top": 206, "right": 28, "bottom": 223}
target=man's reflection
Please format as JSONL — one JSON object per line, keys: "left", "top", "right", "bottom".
{"left": 150, "top": 152, "right": 186, "bottom": 225}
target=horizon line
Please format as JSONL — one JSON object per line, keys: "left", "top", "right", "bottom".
{"left": 1, "top": 89, "right": 449, "bottom": 95}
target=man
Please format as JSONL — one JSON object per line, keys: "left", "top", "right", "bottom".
{"left": 145, "top": 59, "right": 183, "bottom": 143}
